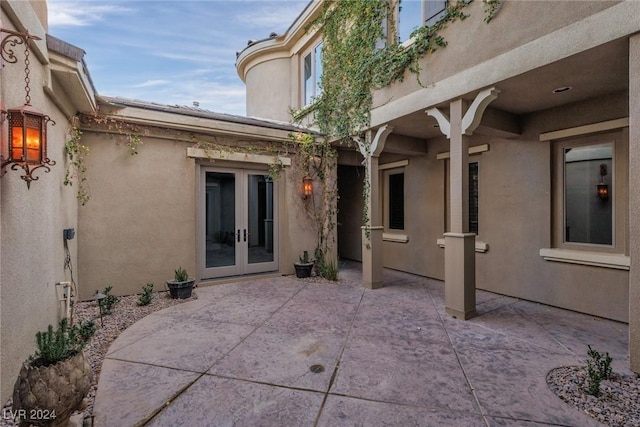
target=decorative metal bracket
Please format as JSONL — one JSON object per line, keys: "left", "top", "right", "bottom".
{"left": 1, "top": 28, "right": 41, "bottom": 65}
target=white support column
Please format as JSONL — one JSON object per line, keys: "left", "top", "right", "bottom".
{"left": 357, "top": 125, "right": 393, "bottom": 289}
{"left": 427, "top": 87, "right": 499, "bottom": 319}
{"left": 629, "top": 34, "right": 640, "bottom": 374}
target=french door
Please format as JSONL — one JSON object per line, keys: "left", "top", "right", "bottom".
{"left": 200, "top": 168, "right": 278, "bottom": 279}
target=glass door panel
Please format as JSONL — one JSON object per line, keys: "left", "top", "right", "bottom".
{"left": 247, "top": 174, "right": 274, "bottom": 265}
{"left": 202, "top": 170, "right": 241, "bottom": 278}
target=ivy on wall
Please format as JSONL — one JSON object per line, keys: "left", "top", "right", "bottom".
{"left": 294, "top": 0, "right": 502, "bottom": 250}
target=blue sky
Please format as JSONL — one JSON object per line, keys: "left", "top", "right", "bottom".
{"left": 47, "top": 0, "right": 310, "bottom": 116}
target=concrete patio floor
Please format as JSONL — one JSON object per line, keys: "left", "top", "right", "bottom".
{"left": 93, "top": 262, "right": 629, "bottom": 426}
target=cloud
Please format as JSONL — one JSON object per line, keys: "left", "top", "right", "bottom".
{"left": 134, "top": 79, "right": 171, "bottom": 88}
{"left": 48, "top": 1, "right": 132, "bottom": 27}
{"left": 234, "top": 3, "right": 307, "bottom": 30}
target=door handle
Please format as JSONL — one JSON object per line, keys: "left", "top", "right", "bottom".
{"left": 237, "top": 229, "right": 240, "bottom": 242}
{"left": 243, "top": 229, "right": 247, "bottom": 242}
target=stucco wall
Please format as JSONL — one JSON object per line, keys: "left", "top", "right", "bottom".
{"left": 373, "top": 0, "right": 620, "bottom": 106}
{"left": 0, "top": 4, "right": 79, "bottom": 403}
{"left": 628, "top": 33, "right": 640, "bottom": 373}
{"left": 77, "top": 132, "right": 198, "bottom": 299}
{"left": 245, "top": 58, "right": 292, "bottom": 122}
{"left": 76, "top": 127, "right": 322, "bottom": 299}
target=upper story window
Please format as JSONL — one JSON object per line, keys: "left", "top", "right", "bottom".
{"left": 303, "top": 42, "right": 323, "bottom": 106}
{"left": 398, "top": 0, "right": 447, "bottom": 42}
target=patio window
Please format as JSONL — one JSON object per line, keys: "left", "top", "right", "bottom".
{"left": 469, "top": 161, "right": 479, "bottom": 235}
{"left": 388, "top": 172, "right": 405, "bottom": 230}
{"left": 398, "top": 0, "right": 447, "bottom": 43}
{"left": 303, "top": 42, "right": 323, "bottom": 106}
{"left": 552, "top": 130, "right": 627, "bottom": 253}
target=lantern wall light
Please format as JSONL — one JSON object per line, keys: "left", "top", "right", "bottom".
{"left": 597, "top": 163, "right": 609, "bottom": 202}
{"left": 302, "top": 176, "right": 313, "bottom": 199}
{"left": 1, "top": 28, "right": 55, "bottom": 189}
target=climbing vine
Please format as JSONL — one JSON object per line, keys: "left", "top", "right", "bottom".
{"left": 64, "top": 117, "right": 90, "bottom": 205}
{"left": 294, "top": 0, "right": 502, "bottom": 252}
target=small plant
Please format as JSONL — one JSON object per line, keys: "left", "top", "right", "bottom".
{"left": 137, "top": 283, "right": 154, "bottom": 306}
{"left": 33, "top": 318, "right": 84, "bottom": 367}
{"left": 586, "top": 345, "right": 613, "bottom": 396}
{"left": 75, "top": 320, "right": 98, "bottom": 342}
{"left": 174, "top": 267, "right": 189, "bottom": 282}
{"left": 299, "top": 250, "right": 311, "bottom": 264}
{"left": 319, "top": 258, "right": 338, "bottom": 281}
{"left": 98, "top": 286, "right": 119, "bottom": 315}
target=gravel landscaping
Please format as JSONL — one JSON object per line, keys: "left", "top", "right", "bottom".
{"left": 1, "top": 290, "right": 194, "bottom": 427}
{"left": 547, "top": 366, "right": 640, "bottom": 427}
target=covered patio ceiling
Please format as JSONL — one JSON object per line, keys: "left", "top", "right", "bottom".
{"left": 380, "top": 37, "right": 629, "bottom": 141}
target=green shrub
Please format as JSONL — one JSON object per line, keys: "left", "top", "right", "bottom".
{"left": 99, "top": 286, "right": 119, "bottom": 315}
{"left": 33, "top": 318, "right": 90, "bottom": 367}
{"left": 137, "top": 283, "right": 154, "bottom": 306}
{"left": 174, "top": 267, "right": 189, "bottom": 282}
{"left": 75, "top": 320, "right": 98, "bottom": 342}
{"left": 586, "top": 345, "right": 613, "bottom": 396}
{"left": 319, "top": 258, "right": 338, "bottom": 281}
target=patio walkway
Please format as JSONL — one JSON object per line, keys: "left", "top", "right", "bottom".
{"left": 93, "top": 262, "right": 629, "bottom": 426}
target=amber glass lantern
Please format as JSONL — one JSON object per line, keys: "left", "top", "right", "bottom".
{"left": 302, "top": 176, "right": 313, "bottom": 199}
{"left": 1, "top": 28, "right": 55, "bottom": 188}
{"left": 3, "top": 104, "right": 54, "bottom": 188}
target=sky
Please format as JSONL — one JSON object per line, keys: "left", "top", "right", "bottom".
{"left": 47, "top": 0, "right": 310, "bottom": 116}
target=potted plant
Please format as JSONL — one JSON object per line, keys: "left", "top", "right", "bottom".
{"left": 294, "top": 250, "right": 314, "bottom": 278}
{"left": 167, "top": 267, "right": 195, "bottom": 299}
{"left": 13, "top": 318, "right": 94, "bottom": 426}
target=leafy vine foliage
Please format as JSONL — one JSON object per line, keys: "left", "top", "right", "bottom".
{"left": 64, "top": 117, "right": 90, "bottom": 205}
{"left": 294, "top": 0, "right": 499, "bottom": 252}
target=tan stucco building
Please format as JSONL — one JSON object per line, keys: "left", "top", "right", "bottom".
{"left": 0, "top": 0, "right": 320, "bottom": 403}
{"left": 2, "top": 0, "right": 640, "bottom": 405}
{"left": 237, "top": 0, "right": 640, "bottom": 373}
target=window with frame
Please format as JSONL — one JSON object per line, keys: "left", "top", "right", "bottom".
{"left": 303, "top": 42, "right": 323, "bottom": 106}
{"left": 388, "top": 172, "right": 405, "bottom": 230}
{"left": 397, "top": 0, "right": 447, "bottom": 42}
{"left": 469, "top": 161, "right": 479, "bottom": 235}
{"left": 553, "top": 130, "right": 627, "bottom": 253}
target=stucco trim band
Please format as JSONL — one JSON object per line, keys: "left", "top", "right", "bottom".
{"left": 539, "top": 118, "right": 629, "bottom": 142}
{"left": 539, "top": 248, "right": 630, "bottom": 270}
{"left": 186, "top": 147, "right": 292, "bottom": 166}
{"left": 379, "top": 159, "right": 409, "bottom": 170}
{"left": 437, "top": 238, "right": 488, "bottom": 253}
{"left": 436, "top": 144, "right": 489, "bottom": 160}
{"left": 383, "top": 233, "right": 409, "bottom": 243}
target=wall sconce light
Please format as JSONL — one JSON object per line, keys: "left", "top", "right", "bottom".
{"left": 302, "top": 176, "right": 313, "bottom": 199}
{"left": 597, "top": 163, "right": 609, "bottom": 201}
{"left": 1, "top": 28, "right": 55, "bottom": 189}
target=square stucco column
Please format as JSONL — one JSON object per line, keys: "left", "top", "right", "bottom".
{"left": 362, "top": 154, "right": 384, "bottom": 289}
{"left": 444, "top": 232, "right": 476, "bottom": 319}
{"left": 362, "top": 226, "right": 384, "bottom": 289}
{"left": 629, "top": 33, "right": 640, "bottom": 374}
{"left": 445, "top": 99, "right": 476, "bottom": 319}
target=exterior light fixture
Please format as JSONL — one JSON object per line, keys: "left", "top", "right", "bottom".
{"left": 302, "top": 176, "right": 313, "bottom": 199}
{"left": 93, "top": 290, "right": 106, "bottom": 326}
{"left": 597, "top": 163, "right": 609, "bottom": 201}
{"left": 1, "top": 28, "right": 55, "bottom": 188}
